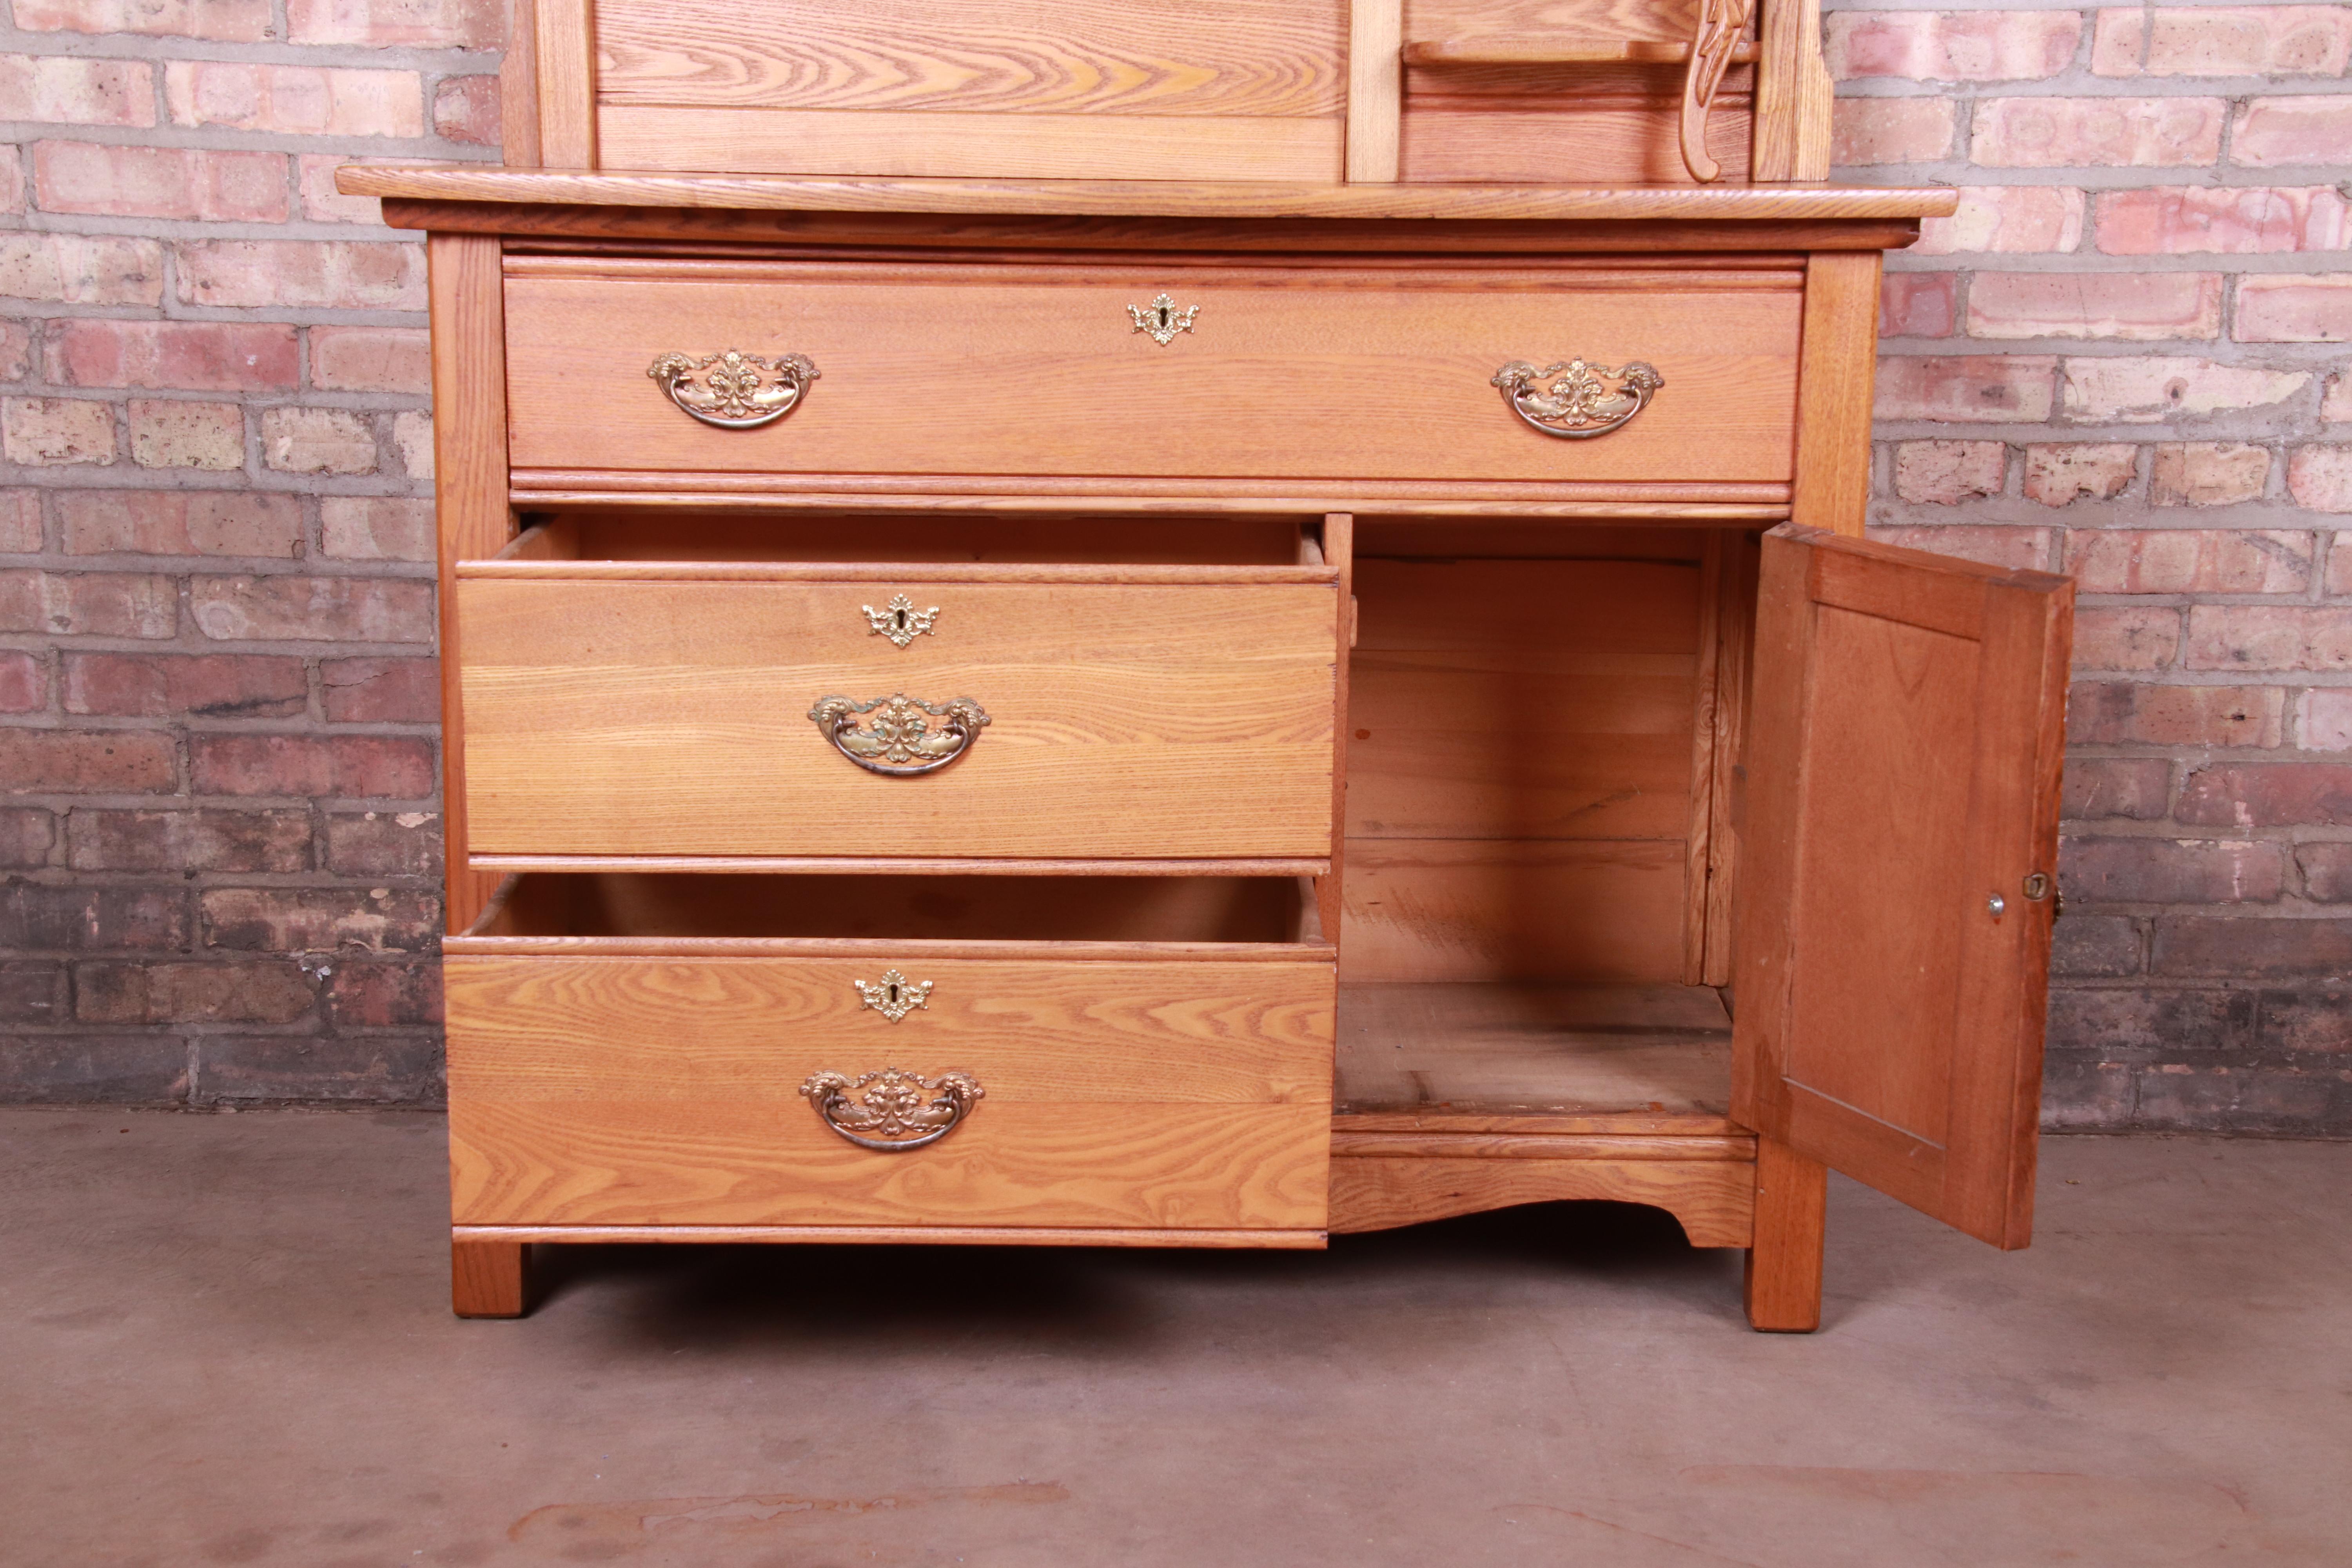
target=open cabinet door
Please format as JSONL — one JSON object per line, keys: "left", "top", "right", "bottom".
{"left": 1731, "top": 525, "right": 2074, "bottom": 1249}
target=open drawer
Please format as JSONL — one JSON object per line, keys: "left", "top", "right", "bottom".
{"left": 445, "top": 873, "right": 1336, "bottom": 1241}
{"left": 453, "top": 515, "right": 1342, "bottom": 865}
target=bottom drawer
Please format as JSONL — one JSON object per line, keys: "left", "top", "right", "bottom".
{"left": 445, "top": 874, "right": 1335, "bottom": 1236}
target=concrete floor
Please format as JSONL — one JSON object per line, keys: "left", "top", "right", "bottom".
{"left": 1, "top": 1113, "right": 2346, "bottom": 1568}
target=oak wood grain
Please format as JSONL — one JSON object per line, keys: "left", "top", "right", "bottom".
{"left": 1343, "top": 838, "right": 1688, "bottom": 983}
{"left": 450, "top": 1238, "right": 529, "bottom": 1317}
{"left": 1743, "top": 1134, "right": 1825, "bottom": 1330}
{"left": 1346, "top": 0, "right": 1404, "bottom": 180}
{"left": 456, "top": 1224, "right": 1328, "bottom": 1247}
{"left": 335, "top": 166, "right": 1960, "bottom": 223}
{"left": 501, "top": 0, "right": 539, "bottom": 167}
{"left": 427, "top": 232, "right": 511, "bottom": 937}
{"left": 1750, "top": 0, "right": 1833, "bottom": 180}
{"left": 511, "top": 482, "right": 1792, "bottom": 519}
{"left": 1330, "top": 1130, "right": 1752, "bottom": 1159}
{"left": 456, "top": 577, "right": 1337, "bottom": 859}
{"left": 597, "top": 0, "right": 1346, "bottom": 115}
{"left": 1400, "top": 98, "right": 1749, "bottom": 185}
{"left": 501, "top": 267, "right": 1801, "bottom": 483}
{"left": 1730, "top": 525, "right": 2073, "bottom": 1249}
{"left": 1792, "top": 250, "right": 1882, "bottom": 538}
{"left": 1327, "top": 1154, "right": 1752, "bottom": 1244}
{"left": 533, "top": 0, "right": 595, "bottom": 166}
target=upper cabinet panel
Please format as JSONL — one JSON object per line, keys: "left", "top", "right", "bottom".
{"left": 589, "top": 0, "right": 1348, "bottom": 179}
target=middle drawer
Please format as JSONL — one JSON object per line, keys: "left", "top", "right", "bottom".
{"left": 456, "top": 560, "right": 1340, "bottom": 861}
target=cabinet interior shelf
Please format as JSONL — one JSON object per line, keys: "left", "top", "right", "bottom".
{"left": 1402, "top": 37, "right": 1758, "bottom": 66}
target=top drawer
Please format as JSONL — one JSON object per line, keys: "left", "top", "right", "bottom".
{"left": 503, "top": 260, "right": 1801, "bottom": 485}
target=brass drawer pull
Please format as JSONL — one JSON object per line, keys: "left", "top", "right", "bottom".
{"left": 809, "top": 693, "right": 990, "bottom": 775}
{"left": 646, "top": 348, "right": 819, "bottom": 429}
{"left": 1492, "top": 359, "right": 1664, "bottom": 439}
{"left": 800, "top": 1067, "right": 984, "bottom": 1152}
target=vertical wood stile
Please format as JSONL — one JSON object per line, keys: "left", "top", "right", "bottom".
{"left": 1682, "top": 530, "right": 1726, "bottom": 984}
{"left": 1791, "top": 251, "right": 1882, "bottom": 538}
{"left": 1701, "top": 530, "right": 1759, "bottom": 987}
{"left": 501, "top": 0, "right": 542, "bottom": 167}
{"left": 534, "top": 0, "right": 598, "bottom": 167}
{"left": 1743, "top": 1136, "right": 1826, "bottom": 1330}
{"left": 1346, "top": 0, "right": 1404, "bottom": 181}
{"left": 1321, "top": 513, "right": 1354, "bottom": 945}
{"left": 1751, "top": 0, "right": 1834, "bottom": 181}
{"left": 429, "top": 233, "right": 514, "bottom": 936}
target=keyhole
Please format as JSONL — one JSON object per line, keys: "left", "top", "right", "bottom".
{"left": 1153, "top": 303, "right": 1172, "bottom": 330}
{"left": 884, "top": 980, "right": 904, "bottom": 1007}
{"left": 892, "top": 608, "right": 911, "bottom": 635}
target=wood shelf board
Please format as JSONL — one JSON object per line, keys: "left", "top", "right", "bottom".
{"left": 1403, "top": 38, "right": 1756, "bottom": 65}
{"left": 1335, "top": 979, "right": 1733, "bottom": 1118}
{"left": 339, "top": 167, "right": 1958, "bottom": 223}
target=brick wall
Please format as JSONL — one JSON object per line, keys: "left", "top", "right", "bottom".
{"left": 1, "top": 4, "right": 2346, "bottom": 1129}
{"left": 0, "top": 0, "right": 495, "bottom": 1101}
{"left": 1835, "top": 0, "right": 2352, "bottom": 1130}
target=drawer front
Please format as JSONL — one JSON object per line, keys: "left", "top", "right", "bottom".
{"left": 446, "top": 953, "right": 1335, "bottom": 1230}
{"left": 503, "top": 265, "right": 1801, "bottom": 484}
{"left": 457, "top": 577, "right": 1337, "bottom": 859}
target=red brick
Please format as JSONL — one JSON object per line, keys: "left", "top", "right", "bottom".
{"left": 2147, "top": 444, "right": 2273, "bottom": 506}
{"left": 2255, "top": 989, "right": 2352, "bottom": 1047}
{"left": 2068, "top": 527, "right": 2309, "bottom": 592}
{"left": 2073, "top": 606, "right": 2182, "bottom": 670}
{"left": 0, "top": 569, "right": 174, "bottom": 637}
{"left": 432, "top": 74, "right": 501, "bottom": 145}
{"left": 2288, "top": 446, "right": 2352, "bottom": 511}
{"left": 2094, "top": 5, "right": 2352, "bottom": 75}
{"left": 1829, "top": 96, "right": 1956, "bottom": 163}
{"left": 63, "top": 653, "right": 306, "bottom": 719}
{"left": 1826, "top": 10, "right": 2082, "bottom": 80}
{"left": 45, "top": 319, "right": 298, "bottom": 394}
{"left": 2154, "top": 917, "right": 2352, "bottom": 977}
{"left": 4, "top": 397, "right": 115, "bottom": 466}
{"left": 2334, "top": 533, "right": 2352, "bottom": 593}
{"left": 59, "top": 491, "right": 299, "bottom": 559}
{"left": 319, "top": 497, "right": 431, "bottom": 562}
{"left": 392, "top": 412, "right": 432, "bottom": 479}
{"left": 0, "top": 1035, "right": 191, "bottom": 1102}
{"left": 2025, "top": 442, "right": 2137, "bottom": 504}
{"left": 0, "top": 321, "right": 27, "bottom": 381}
{"left": 163, "top": 61, "right": 424, "bottom": 137}
{"left": 2230, "top": 96, "right": 2352, "bottom": 168}
{"left": 0, "top": 650, "right": 44, "bottom": 712}
{"left": 0, "top": 490, "right": 38, "bottom": 552}
{"left": 296, "top": 154, "right": 385, "bottom": 224}
{"left": 2303, "top": 688, "right": 2352, "bottom": 751}
{"left": 2060, "top": 357, "right": 2309, "bottom": 422}
{"left": 2062, "top": 836, "right": 2285, "bottom": 903}
{"left": 1877, "top": 355, "right": 2057, "bottom": 421}
{"left": 261, "top": 407, "right": 376, "bottom": 475}
{"left": 321, "top": 656, "right": 437, "bottom": 722}
{"left": 127, "top": 400, "right": 242, "bottom": 472}
{"left": 323, "top": 810, "right": 438, "bottom": 875}
{"left": 201, "top": 1033, "right": 441, "bottom": 1105}
{"left": 2179, "top": 763, "right": 2352, "bottom": 827}
{"left": 1972, "top": 96, "right": 2225, "bottom": 167}
{"left": 33, "top": 141, "right": 287, "bottom": 223}
{"left": 309, "top": 327, "right": 430, "bottom": 394}
{"left": 2236, "top": 276, "right": 2352, "bottom": 344}
{"left": 2051, "top": 914, "right": 2143, "bottom": 976}
{"left": 190, "top": 575, "right": 432, "bottom": 644}
{"left": 325, "top": 960, "right": 441, "bottom": 1026}
{"left": 0, "top": 808, "right": 54, "bottom": 867}
{"left": 0, "top": 232, "right": 162, "bottom": 306}
{"left": 191, "top": 733, "right": 435, "bottom": 798}
{"left": 201, "top": 886, "right": 438, "bottom": 953}
{"left": 2064, "top": 756, "right": 2173, "bottom": 820}
{"left": 1965, "top": 270, "right": 2222, "bottom": 340}
{"left": 0, "top": 155, "right": 21, "bottom": 217}
{"left": 1881, "top": 272, "right": 1956, "bottom": 337}
{"left": 2049, "top": 987, "right": 2249, "bottom": 1052}
{"left": 14, "top": 0, "right": 270, "bottom": 36}
{"left": 1, "top": 884, "right": 189, "bottom": 951}
{"left": 0, "top": 961, "right": 65, "bottom": 1025}
{"left": 1893, "top": 439, "right": 2005, "bottom": 503}
{"left": 66, "top": 807, "right": 309, "bottom": 872}
{"left": 175, "top": 240, "right": 426, "bottom": 311}
{"left": 1866, "top": 524, "right": 2053, "bottom": 568}
{"left": 1914, "top": 185, "right": 2084, "bottom": 255}
{"left": 2070, "top": 682, "right": 2285, "bottom": 746}
{"left": 0, "top": 54, "right": 154, "bottom": 126}
{"left": 2187, "top": 606, "right": 2352, "bottom": 670}
{"left": 2095, "top": 185, "right": 2348, "bottom": 254}
{"left": 2326, "top": 372, "right": 2352, "bottom": 423}
{"left": 2299, "top": 844, "right": 2352, "bottom": 901}
{"left": 0, "top": 729, "right": 176, "bottom": 793}
{"left": 288, "top": 0, "right": 500, "bottom": 46}
{"left": 76, "top": 959, "right": 312, "bottom": 1024}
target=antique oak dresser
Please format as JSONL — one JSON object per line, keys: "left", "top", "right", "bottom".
{"left": 341, "top": 0, "right": 2069, "bottom": 1331}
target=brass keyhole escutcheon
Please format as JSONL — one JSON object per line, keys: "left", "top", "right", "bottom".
{"left": 854, "top": 969, "right": 932, "bottom": 1022}
{"left": 863, "top": 594, "right": 940, "bottom": 648}
{"left": 1127, "top": 292, "right": 1200, "bottom": 346}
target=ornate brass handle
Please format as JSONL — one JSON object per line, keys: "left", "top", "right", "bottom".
{"left": 1491, "top": 359, "right": 1665, "bottom": 439}
{"left": 799, "top": 1067, "right": 984, "bottom": 1152}
{"left": 809, "top": 693, "right": 990, "bottom": 776}
{"left": 646, "top": 348, "right": 819, "bottom": 429}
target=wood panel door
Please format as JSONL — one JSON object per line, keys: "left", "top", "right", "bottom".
{"left": 1730, "top": 524, "right": 2073, "bottom": 1248}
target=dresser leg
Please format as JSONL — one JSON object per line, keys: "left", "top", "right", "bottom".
{"left": 452, "top": 1238, "right": 530, "bottom": 1318}
{"left": 1742, "top": 1137, "right": 1826, "bottom": 1332}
